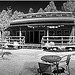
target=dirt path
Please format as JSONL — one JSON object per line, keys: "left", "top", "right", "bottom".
{"left": 0, "top": 49, "right": 74, "bottom": 75}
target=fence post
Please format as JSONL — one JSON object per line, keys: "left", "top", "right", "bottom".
{"left": 9, "top": 36, "right": 10, "bottom": 43}
{"left": 47, "top": 26, "right": 49, "bottom": 43}
{"left": 61, "top": 37, "right": 63, "bottom": 45}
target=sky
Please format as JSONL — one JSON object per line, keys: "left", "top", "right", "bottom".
{"left": 0, "top": 1, "right": 67, "bottom": 13}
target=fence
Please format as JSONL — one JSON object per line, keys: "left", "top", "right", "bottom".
{"left": 5, "top": 36, "right": 25, "bottom": 45}
{"left": 41, "top": 36, "right": 75, "bottom": 45}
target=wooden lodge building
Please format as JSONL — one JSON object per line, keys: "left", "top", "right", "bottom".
{"left": 9, "top": 12, "right": 75, "bottom": 44}
{"left": 3, "top": 1, "right": 75, "bottom": 49}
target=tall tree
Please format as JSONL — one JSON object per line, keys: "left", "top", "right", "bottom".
{"left": 62, "top": 1, "right": 75, "bottom": 12}
{"left": 44, "top": 1, "right": 57, "bottom": 12}
{"left": 11, "top": 10, "right": 24, "bottom": 20}
{"left": 0, "top": 9, "right": 11, "bottom": 57}
{"left": 38, "top": 8, "right": 44, "bottom": 13}
{"left": 28, "top": 8, "right": 33, "bottom": 13}
{"left": 49, "top": 1, "right": 57, "bottom": 12}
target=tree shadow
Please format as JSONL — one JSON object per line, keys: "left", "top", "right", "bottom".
{"left": 0, "top": 52, "right": 12, "bottom": 60}
{"left": 19, "top": 62, "right": 38, "bottom": 75}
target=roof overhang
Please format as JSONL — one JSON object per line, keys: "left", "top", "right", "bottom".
{"left": 11, "top": 17, "right": 75, "bottom": 25}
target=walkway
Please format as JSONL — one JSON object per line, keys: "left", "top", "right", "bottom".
{"left": 0, "top": 49, "right": 75, "bottom": 75}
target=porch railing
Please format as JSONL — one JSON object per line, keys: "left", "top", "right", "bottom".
{"left": 41, "top": 36, "right": 75, "bottom": 46}
{"left": 5, "top": 36, "right": 25, "bottom": 45}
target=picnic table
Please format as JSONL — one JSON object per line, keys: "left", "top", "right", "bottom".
{"left": 41, "top": 55, "right": 61, "bottom": 75}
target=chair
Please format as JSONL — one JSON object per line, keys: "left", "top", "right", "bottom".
{"left": 37, "top": 62, "right": 53, "bottom": 75}
{"left": 53, "top": 55, "right": 71, "bottom": 75}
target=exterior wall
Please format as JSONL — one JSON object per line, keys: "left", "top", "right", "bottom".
{"left": 9, "top": 25, "right": 72, "bottom": 44}
{"left": 48, "top": 25, "right": 72, "bottom": 36}
{"left": 9, "top": 12, "right": 75, "bottom": 44}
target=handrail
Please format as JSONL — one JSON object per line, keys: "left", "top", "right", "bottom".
{"left": 19, "top": 12, "right": 73, "bottom": 17}
{"left": 5, "top": 36, "right": 25, "bottom": 45}
{"left": 41, "top": 36, "right": 75, "bottom": 46}
{"left": 42, "top": 36, "right": 75, "bottom": 37}
{"left": 5, "top": 36, "right": 25, "bottom": 38}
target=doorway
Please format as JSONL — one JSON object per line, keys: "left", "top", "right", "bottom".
{"left": 39, "top": 30, "right": 45, "bottom": 43}
{"left": 34, "top": 31, "right": 39, "bottom": 43}
{"left": 29, "top": 31, "right": 34, "bottom": 43}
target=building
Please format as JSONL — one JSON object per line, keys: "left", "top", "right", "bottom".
{"left": 9, "top": 12, "right": 75, "bottom": 42}
{"left": 4, "top": 1, "right": 75, "bottom": 50}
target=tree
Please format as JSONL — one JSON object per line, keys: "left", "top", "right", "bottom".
{"left": 28, "top": 8, "right": 33, "bottom": 13}
{"left": 62, "top": 1, "right": 75, "bottom": 12}
{"left": 11, "top": 10, "right": 24, "bottom": 20}
{"left": 44, "top": 1, "right": 57, "bottom": 12}
{"left": 49, "top": 1, "right": 57, "bottom": 12}
{"left": 37, "top": 8, "right": 44, "bottom": 13}
{"left": 7, "top": 6, "right": 12, "bottom": 18}
{"left": 0, "top": 9, "right": 11, "bottom": 57}
{"left": 11, "top": 10, "right": 20, "bottom": 20}
{"left": 44, "top": 5, "right": 51, "bottom": 12}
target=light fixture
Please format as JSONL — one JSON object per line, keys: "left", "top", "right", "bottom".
{"left": 33, "top": 27, "right": 34, "bottom": 29}
{"left": 53, "top": 48, "right": 57, "bottom": 51}
{"left": 61, "top": 25, "right": 64, "bottom": 27}
{"left": 69, "top": 48, "right": 72, "bottom": 51}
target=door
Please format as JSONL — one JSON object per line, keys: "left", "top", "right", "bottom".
{"left": 39, "top": 31, "right": 45, "bottom": 43}
{"left": 29, "top": 31, "right": 33, "bottom": 43}
{"left": 21, "top": 31, "right": 26, "bottom": 43}
{"left": 34, "top": 31, "right": 39, "bottom": 43}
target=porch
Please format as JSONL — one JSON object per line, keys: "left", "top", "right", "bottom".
{"left": 41, "top": 36, "right": 75, "bottom": 51}
{"left": 3, "top": 35, "right": 75, "bottom": 51}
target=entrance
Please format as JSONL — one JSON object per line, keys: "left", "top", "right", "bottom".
{"left": 29, "top": 31, "right": 34, "bottom": 43}
{"left": 49, "top": 30, "right": 54, "bottom": 36}
{"left": 34, "top": 31, "right": 39, "bottom": 43}
{"left": 39, "top": 31, "right": 45, "bottom": 42}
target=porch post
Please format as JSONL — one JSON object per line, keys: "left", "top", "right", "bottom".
{"left": 72, "top": 26, "right": 74, "bottom": 43}
{"left": 47, "top": 26, "right": 49, "bottom": 43}
{"left": 19, "top": 27, "right": 22, "bottom": 44}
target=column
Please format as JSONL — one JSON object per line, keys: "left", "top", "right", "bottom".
{"left": 19, "top": 27, "right": 22, "bottom": 44}
{"left": 47, "top": 26, "right": 49, "bottom": 43}
{"left": 73, "top": 26, "right": 74, "bottom": 44}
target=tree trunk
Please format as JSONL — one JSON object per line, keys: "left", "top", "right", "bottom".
{"left": 1, "top": 31, "right": 4, "bottom": 58}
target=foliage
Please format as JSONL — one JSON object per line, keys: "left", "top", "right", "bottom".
{"left": 37, "top": 8, "right": 44, "bottom": 13}
{"left": 62, "top": 1, "right": 75, "bottom": 12}
{"left": 7, "top": 6, "right": 12, "bottom": 18}
{"left": 0, "top": 8, "right": 12, "bottom": 58}
{"left": 44, "top": 1, "right": 57, "bottom": 12}
{"left": 11, "top": 10, "right": 24, "bottom": 20}
{"left": 0, "top": 10, "right": 11, "bottom": 32}
{"left": 28, "top": 8, "right": 33, "bottom": 13}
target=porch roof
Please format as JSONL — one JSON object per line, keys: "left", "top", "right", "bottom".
{"left": 10, "top": 23, "right": 75, "bottom": 27}
{"left": 10, "top": 17, "right": 75, "bottom": 26}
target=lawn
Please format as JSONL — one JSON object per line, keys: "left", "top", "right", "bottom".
{"left": 0, "top": 49, "right": 75, "bottom": 75}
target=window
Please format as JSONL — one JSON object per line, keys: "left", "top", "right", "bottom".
{"left": 57, "top": 30, "right": 62, "bottom": 36}
{"left": 64, "top": 30, "right": 70, "bottom": 36}
{"left": 16, "top": 31, "right": 26, "bottom": 36}
{"left": 21, "top": 31, "right": 26, "bottom": 36}
{"left": 49, "top": 30, "right": 54, "bottom": 36}
{"left": 16, "top": 31, "right": 19, "bottom": 36}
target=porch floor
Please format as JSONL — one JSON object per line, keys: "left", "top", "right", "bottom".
{"left": 22, "top": 43, "right": 41, "bottom": 49}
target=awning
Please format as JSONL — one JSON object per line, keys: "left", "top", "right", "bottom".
{"left": 11, "top": 17, "right": 75, "bottom": 25}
